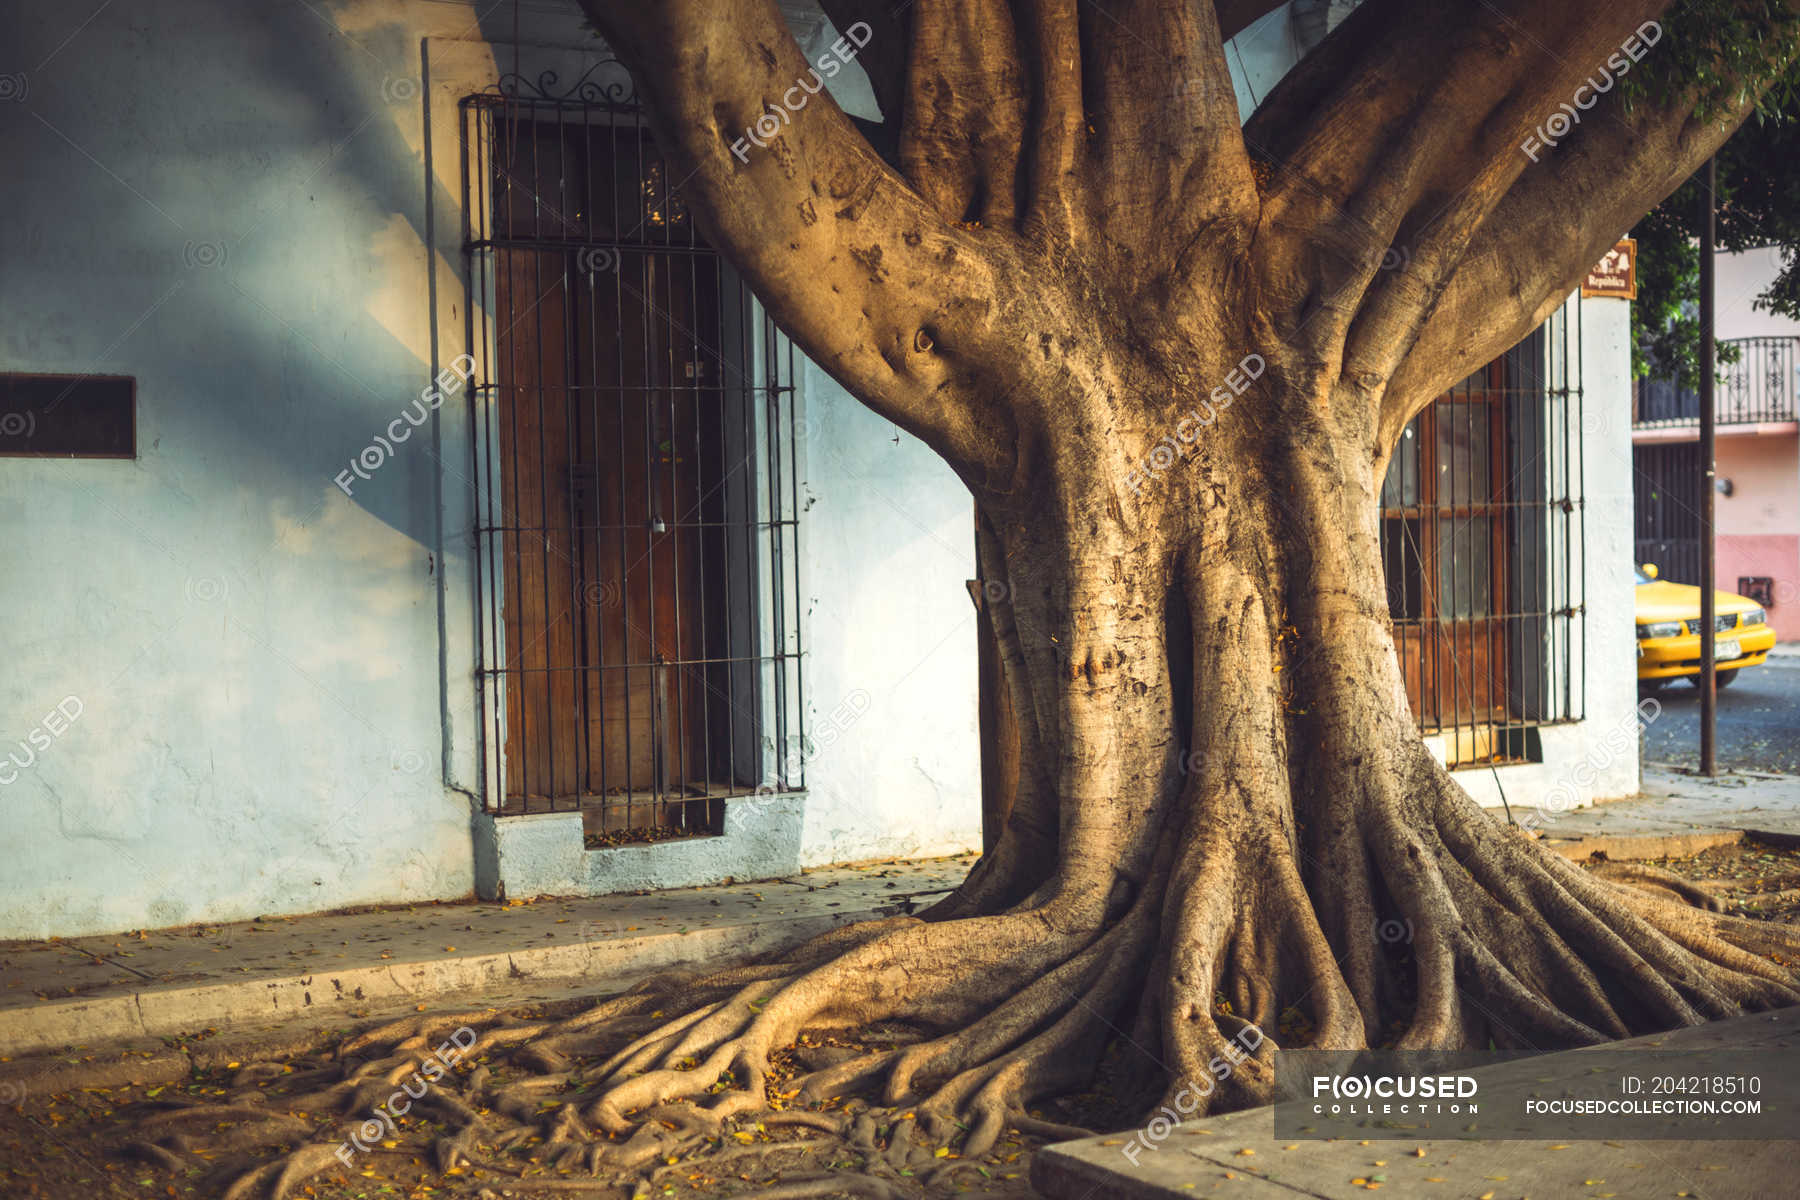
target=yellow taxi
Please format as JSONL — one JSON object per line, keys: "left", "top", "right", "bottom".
{"left": 1636, "top": 563, "right": 1775, "bottom": 691}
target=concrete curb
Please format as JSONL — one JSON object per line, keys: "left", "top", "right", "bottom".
{"left": 1544, "top": 828, "right": 1744, "bottom": 861}
{"left": 0, "top": 905, "right": 886, "bottom": 1059}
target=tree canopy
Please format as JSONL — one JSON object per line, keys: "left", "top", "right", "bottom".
{"left": 1634, "top": 83, "right": 1800, "bottom": 385}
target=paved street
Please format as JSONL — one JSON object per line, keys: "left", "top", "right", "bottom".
{"left": 1643, "top": 651, "right": 1800, "bottom": 773}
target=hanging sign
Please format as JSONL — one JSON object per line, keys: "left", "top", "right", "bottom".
{"left": 1582, "top": 238, "right": 1637, "bottom": 299}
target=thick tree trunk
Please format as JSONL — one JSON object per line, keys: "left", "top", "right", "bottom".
{"left": 907, "top": 372, "right": 1800, "bottom": 1122}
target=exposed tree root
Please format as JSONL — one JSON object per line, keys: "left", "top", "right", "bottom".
{"left": 1299, "top": 733, "right": 1800, "bottom": 1057}
{"left": 112, "top": 761, "right": 1800, "bottom": 1200}
{"left": 113, "top": 693, "right": 1800, "bottom": 1200}
{"left": 113, "top": 904, "right": 1115, "bottom": 1198}
{"left": 103, "top": 737, "right": 1800, "bottom": 1200}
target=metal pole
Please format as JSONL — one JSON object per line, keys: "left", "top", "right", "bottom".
{"left": 1699, "top": 156, "right": 1718, "bottom": 776}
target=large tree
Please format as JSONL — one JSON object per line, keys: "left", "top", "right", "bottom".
{"left": 164, "top": 3, "right": 1800, "bottom": 1196}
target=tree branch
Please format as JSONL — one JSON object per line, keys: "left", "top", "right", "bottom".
{"left": 1379, "top": 76, "right": 1760, "bottom": 451}
{"left": 1248, "top": 1, "right": 1677, "bottom": 370}
{"left": 898, "top": 0, "right": 1029, "bottom": 227}
{"left": 581, "top": 0, "right": 1044, "bottom": 480}
{"left": 1016, "top": 0, "right": 1086, "bottom": 244}
{"left": 1079, "top": 0, "right": 1258, "bottom": 275}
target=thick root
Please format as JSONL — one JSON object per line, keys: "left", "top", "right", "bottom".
{"left": 110, "top": 746, "right": 1800, "bottom": 1200}
{"left": 1308, "top": 741, "right": 1800, "bottom": 1052}
{"left": 117, "top": 898, "right": 1125, "bottom": 1199}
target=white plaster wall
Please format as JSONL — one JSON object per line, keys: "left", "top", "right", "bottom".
{"left": 1226, "top": 4, "right": 1307, "bottom": 118}
{"left": 0, "top": 0, "right": 614, "bottom": 938}
{"left": 794, "top": 363, "right": 982, "bottom": 864}
{"left": 1454, "top": 294, "right": 1642, "bottom": 810}
{"left": 1716, "top": 247, "right": 1800, "bottom": 340}
{"left": 0, "top": 0, "right": 975, "bottom": 937}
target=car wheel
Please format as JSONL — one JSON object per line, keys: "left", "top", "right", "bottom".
{"left": 1715, "top": 668, "right": 1739, "bottom": 689}
{"left": 1639, "top": 678, "right": 1667, "bottom": 696}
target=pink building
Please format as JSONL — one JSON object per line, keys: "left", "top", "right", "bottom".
{"left": 1633, "top": 248, "right": 1800, "bottom": 639}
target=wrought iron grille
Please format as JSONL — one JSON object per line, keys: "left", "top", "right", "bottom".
{"left": 1634, "top": 336, "right": 1800, "bottom": 427}
{"left": 461, "top": 66, "right": 804, "bottom": 834}
{"left": 1379, "top": 304, "right": 1586, "bottom": 766}
{"left": 1633, "top": 440, "right": 1702, "bottom": 586}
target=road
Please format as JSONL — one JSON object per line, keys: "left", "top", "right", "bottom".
{"left": 1642, "top": 652, "right": 1800, "bottom": 774}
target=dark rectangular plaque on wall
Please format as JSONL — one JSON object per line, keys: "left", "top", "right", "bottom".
{"left": 0, "top": 374, "right": 136, "bottom": 458}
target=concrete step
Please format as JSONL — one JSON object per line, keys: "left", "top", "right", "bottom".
{"left": 1033, "top": 1007, "right": 1800, "bottom": 1200}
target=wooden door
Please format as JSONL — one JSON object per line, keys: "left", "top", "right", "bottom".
{"left": 569, "top": 251, "right": 721, "bottom": 818}
{"left": 1383, "top": 362, "right": 1512, "bottom": 749}
{"left": 491, "top": 117, "right": 725, "bottom": 828}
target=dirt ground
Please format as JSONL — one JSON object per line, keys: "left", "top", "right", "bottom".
{"left": 4, "top": 839, "right": 1796, "bottom": 1200}
{"left": 1578, "top": 836, "right": 1800, "bottom": 924}
{"left": 0, "top": 1010, "right": 1052, "bottom": 1200}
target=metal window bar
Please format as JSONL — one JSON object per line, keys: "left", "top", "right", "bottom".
{"left": 460, "top": 65, "right": 803, "bottom": 834}
{"left": 1632, "top": 441, "right": 1703, "bottom": 585}
{"left": 1378, "top": 299, "right": 1586, "bottom": 766}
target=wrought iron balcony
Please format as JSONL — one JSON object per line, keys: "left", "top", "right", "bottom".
{"left": 1634, "top": 336, "right": 1800, "bottom": 428}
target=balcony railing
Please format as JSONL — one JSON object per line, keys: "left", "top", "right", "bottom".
{"left": 1634, "top": 336, "right": 1800, "bottom": 428}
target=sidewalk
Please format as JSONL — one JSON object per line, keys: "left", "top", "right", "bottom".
{"left": 1516, "top": 763, "right": 1800, "bottom": 861}
{"left": 6, "top": 769, "right": 1798, "bottom": 1064}
{"left": 0, "top": 854, "right": 969, "bottom": 1059}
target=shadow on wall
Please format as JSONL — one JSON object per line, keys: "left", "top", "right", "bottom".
{"left": 0, "top": 0, "right": 624, "bottom": 933}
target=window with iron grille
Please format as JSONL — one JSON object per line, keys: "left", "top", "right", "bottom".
{"left": 460, "top": 69, "right": 803, "bottom": 837}
{"left": 1379, "top": 305, "right": 1586, "bottom": 765}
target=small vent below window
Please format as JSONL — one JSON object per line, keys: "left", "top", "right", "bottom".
{"left": 0, "top": 374, "right": 136, "bottom": 458}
